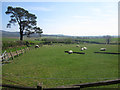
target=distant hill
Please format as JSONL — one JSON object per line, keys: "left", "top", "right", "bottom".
{"left": 1, "top": 30, "right": 19, "bottom": 37}
{"left": 1, "top": 30, "right": 71, "bottom": 38}
{"left": 1, "top": 30, "right": 119, "bottom": 38}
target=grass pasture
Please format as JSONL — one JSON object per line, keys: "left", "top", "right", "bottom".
{"left": 2, "top": 44, "right": 118, "bottom": 88}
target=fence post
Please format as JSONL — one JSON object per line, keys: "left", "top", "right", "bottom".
{"left": 3, "top": 51, "right": 6, "bottom": 60}
{"left": 9, "top": 51, "right": 14, "bottom": 60}
{"left": 6, "top": 52, "right": 9, "bottom": 61}
{"left": 16, "top": 50, "right": 19, "bottom": 56}
{"left": 37, "top": 83, "right": 43, "bottom": 90}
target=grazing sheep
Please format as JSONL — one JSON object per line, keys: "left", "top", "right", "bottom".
{"left": 81, "top": 47, "right": 87, "bottom": 51}
{"left": 100, "top": 48, "right": 106, "bottom": 51}
{"left": 35, "top": 45, "right": 40, "bottom": 48}
{"left": 76, "top": 45, "right": 80, "bottom": 47}
{"left": 83, "top": 47, "right": 87, "bottom": 50}
{"left": 81, "top": 47, "right": 84, "bottom": 51}
{"left": 68, "top": 50, "right": 73, "bottom": 54}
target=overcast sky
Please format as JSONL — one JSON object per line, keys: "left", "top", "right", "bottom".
{"left": 1, "top": 0, "right": 118, "bottom": 36}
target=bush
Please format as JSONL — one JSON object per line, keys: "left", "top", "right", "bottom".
{"left": 2, "top": 41, "right": 27, "bottom": 50}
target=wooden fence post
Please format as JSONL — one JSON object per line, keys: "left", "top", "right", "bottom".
{"left": 37, "top": 86, "right": 42, "bottom": 90}
{"left": 16, "top": 50, "right": 19, "bottom": 56}
{"left": 37, "top": 83, "right": 43, "bottom": 90}
{"left": 6, "top": 52, "right": 9, "bottom": 61}
{"left": 3, "top": 51, "right": 6, "bottom": 60}
{"left": 3, "top": 54, "right": 5, "bottom": 60}
{"left": 9, "top": 51, "right": 14, "bottom": 60}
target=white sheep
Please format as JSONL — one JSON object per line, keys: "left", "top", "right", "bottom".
{"left": 81, "top": 47, "right": 84, "bottom": 51}
{"left": 83, "top": 47, "right": 87, "bottom": 50}
{"left": 80, "top": 46, "right": 87, "bottom": 51}
{"left": 100, "top": 48, "right": 106, "bottom": 51}
{"left": 68, "top": 50, "right": 73, "bottom": 54}
{"left": 35, "top": 45, "right": 40, "bottom": 48}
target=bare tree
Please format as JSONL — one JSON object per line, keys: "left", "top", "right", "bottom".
{"left": 103, "top": 35, "right": 111, "bottom": 44}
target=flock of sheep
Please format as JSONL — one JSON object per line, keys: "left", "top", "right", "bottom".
{"left": 76, "top": 45, "right": 87, "bottom": 51}
{"left": 35, "top": 44, "right": 107, "bottom": 54}
{"left": 68, "top": 45, "right": 106, "bottom": 54}
{"left": 68, "top": 45, "right": 87, "bottom": 54}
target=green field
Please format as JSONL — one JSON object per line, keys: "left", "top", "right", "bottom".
{"left": 2, "top": 44, "right": 118, "bottom": 88}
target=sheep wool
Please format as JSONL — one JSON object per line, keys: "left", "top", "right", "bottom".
{"left": 100, "top": 48, "right": 106, "bottom": 51}
{"left": 81, "top": 48, "right": 84, "bottom": 51}
{"left": 83, "top": 47, "right": 87, "bottom": 50}
{"left": 35, "top": 45, "right": 40, "bottom": 48}
{"left": 68, "top": 50, "right": 73, "bottom": 54}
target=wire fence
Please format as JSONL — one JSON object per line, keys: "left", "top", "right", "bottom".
{"left": 2, "top": 72, "right": 119, "bottom": 89}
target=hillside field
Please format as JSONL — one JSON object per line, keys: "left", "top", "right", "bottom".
{"left": 2, "top": 43, "right": 119, "bottom": 88}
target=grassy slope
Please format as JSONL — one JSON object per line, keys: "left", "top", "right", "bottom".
{"left": 2, "top": 44, "right": 118, "bottom": 88}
